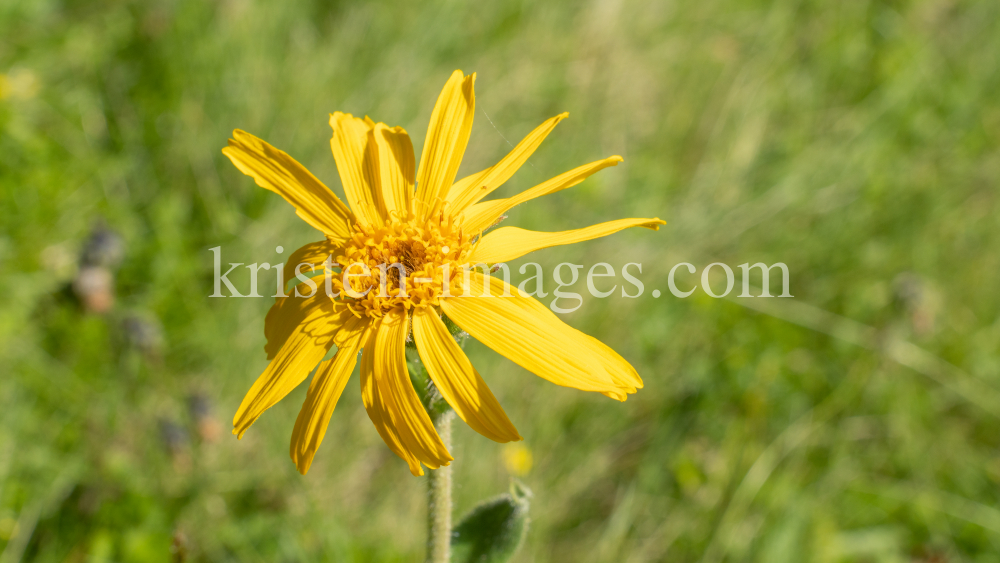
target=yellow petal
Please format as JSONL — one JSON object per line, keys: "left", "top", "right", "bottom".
{"left": 373, "top": 123, "right": 415, "bottom": 217}
{"left": 289, "top": 317, "right": 368, "bottom": 474}
{"left": 446, "top": 113, "right": 569, "bottom": 213}
{"left": 360, "top": 325, "right": 422, "bottom": 476}
{"left": 263, "top": 292, "right": 336, "bottom": 360}
{"left": 263, "top": 293, "right": 358, "bottom": 361}
{"left": 329, "top": 112, "right": 383, "bottom": 226}
{"left": 362, "top": 309, "right": 453, "bottom": 475}
{"left": 470, "top": 218, "right": 666, "bottom": 264}
{"left": 222, "top": 130, "right": 354, "bottom": 242}
{"left": 280, "top": 239, "right": 340, "bottom": 292}
{"left": 582, "top": 333, "right": 643, "bottom": 400}
{"left": 461, "top": 156, "right": 623, "bottom": 234}
{"left": 234, "top": 303, "right": 356, "bottom": 438}
{"left": 415, "top": 70, "right": 475, "bottom": 218}
{"left": 412, "top": 307, "right": 521, "bottom": 443}
{"left": 440, "top": 273, "right": 632, "bottom": 397}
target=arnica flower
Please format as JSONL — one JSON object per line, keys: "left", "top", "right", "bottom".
{"left": 223, "top": 70, "right": 664, "bottom": 476}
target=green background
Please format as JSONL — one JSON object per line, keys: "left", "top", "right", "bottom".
{"left": 2, "top": 0, "right": 1000, "bottom": 561}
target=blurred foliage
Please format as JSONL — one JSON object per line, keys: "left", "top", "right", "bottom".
{"left": 451, "top": 480, "right": 532, "bottom": 563}
{"left": 2, "top": 0, "right": 1000, "bottom": 561}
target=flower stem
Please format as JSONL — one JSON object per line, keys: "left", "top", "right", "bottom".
{"left": 426, "top": 410, "right": 454, "bottom": 563}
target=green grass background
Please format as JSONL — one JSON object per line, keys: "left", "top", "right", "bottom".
{"left": 3, "top": 0, "right": 1000, "bottom": 561}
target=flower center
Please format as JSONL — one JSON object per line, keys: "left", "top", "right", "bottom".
{"left": 334, "top": 212, "right": 473, "bottom": 318}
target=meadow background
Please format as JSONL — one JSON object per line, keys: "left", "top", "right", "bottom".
{"left": 3, "top": 0, "right": 1000, "bottom": 561}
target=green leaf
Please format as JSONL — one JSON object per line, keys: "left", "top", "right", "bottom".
{"left": 441, "top": 313, "right": 467, "bottom": 337}
{"left": 451, "top": 480, "right": 532, "bottom": 563}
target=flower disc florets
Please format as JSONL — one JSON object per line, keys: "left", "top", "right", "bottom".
{"left": 334, "top": 212, "right": 473, "bottom": 318}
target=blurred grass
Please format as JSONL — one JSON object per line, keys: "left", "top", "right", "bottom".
{"left": 2, "top": 0, "right": 1000, "bottom": 561}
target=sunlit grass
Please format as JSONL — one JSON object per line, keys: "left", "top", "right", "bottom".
{"left": 2, "top": 0, "right": 999, "bottom": 561}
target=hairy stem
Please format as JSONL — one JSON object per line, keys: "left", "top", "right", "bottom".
{"left": 426, "top": 410, "right": 454, "bottom": 563}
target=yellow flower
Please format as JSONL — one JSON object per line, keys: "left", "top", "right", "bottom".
{"left": 222, "top": 70, "right": 664, "bottom": 476}
{"left": 503, "top": 443, "right": 534, "bottom": 477}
